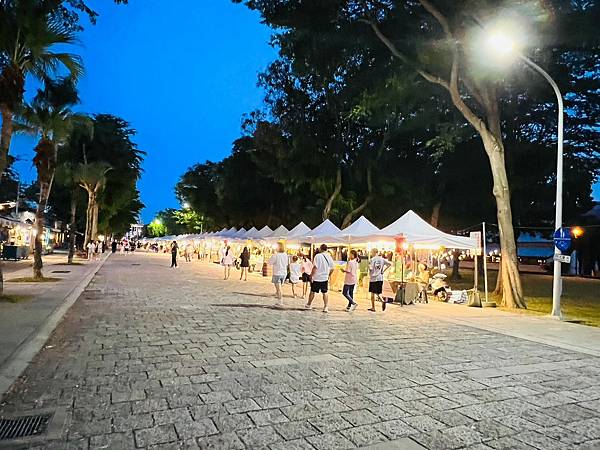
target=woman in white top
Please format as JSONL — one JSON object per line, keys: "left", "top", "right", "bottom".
{"left": 221, "top": 246, "right": 234, "bottom": 280}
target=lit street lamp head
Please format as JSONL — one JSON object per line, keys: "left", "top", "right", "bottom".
{"left": 486, "top": 31, "right": 517, "bottom": 57}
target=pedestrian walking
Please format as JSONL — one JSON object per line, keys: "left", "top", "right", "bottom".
{"left": 171, "top": 241, "right": 178, "bottom": 268}
{"left": 185, "top": 243, "right": 194, "bottom": 262}
{"left": 94, "top": 241, "right": 101, "bottom": 260}
{"left": 300, "top": 254, "right": 313, "bottom": 298}
{"left": 221, "top": 245, "right": 234, "bottom": 279}
{"left": 289, "top": 255, "right": 302, "bottom": 298}
{"left": 305, "top": 244, "right": 335, "bottom": 313}
{"left": 239, "top": 247, "right": 250, "bottom": 281}
{"left": 86, "top": 240, "right": 94, "bottom": 261}
{"left": 269, "top": 242, "right": 289, "bottom": 307}
{"left": 368, "top": 248, "right": 391, "bottom": 312}
{"left": 111, "top": 240, "right": 117, "bottom": 253}
{"left": 342, "top": 249, "right": 359, "bottom": 311}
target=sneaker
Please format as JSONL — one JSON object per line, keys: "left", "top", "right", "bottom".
{"left": 274, "top": 300, "right": 284, "bottom": 308}
{"left": 345, "top": 305, "right": 351, "bottom": 311}
{"left": 304, "top": 304, "right": 312, "bottom": 310}
{"left": 350, "top": 303, "right": 358, "bottom": 312}
{"left": 382, "top": 301, "right": 387, "bottom": 311}
{"left": 322, "top": 307, "right": 328, "bottom": 313}
{"left": 367, "top": 308, "right": 376, "bottom": 312}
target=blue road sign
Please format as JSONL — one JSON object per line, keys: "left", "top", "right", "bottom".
{"left": 553, "top": 227, "right": 572, "bottom": 253}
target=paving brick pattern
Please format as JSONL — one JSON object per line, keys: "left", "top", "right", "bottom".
{"left": 1, "top": 254, "right": 599, "bottom": 449}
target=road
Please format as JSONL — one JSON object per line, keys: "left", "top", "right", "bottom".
{"left": 1, "top": 253, "right": 599, "bottom": 449}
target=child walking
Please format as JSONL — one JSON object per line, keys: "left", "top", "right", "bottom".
{"left": 342, "top": 250, "right": 359, "bottom": 311}
{"left": 289, "top": 255, "right": 302, "bottom": 298}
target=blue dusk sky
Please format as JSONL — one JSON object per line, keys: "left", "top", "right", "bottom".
{"left": 10, "top": 0, "right": 277, "bottom": 223}
{"left": 9, "top": 0, "right": 600, "bottom": 223}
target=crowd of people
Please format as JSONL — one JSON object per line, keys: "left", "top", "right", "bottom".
{"left": 168, "top": 238, "right": 394, "bottom": 313}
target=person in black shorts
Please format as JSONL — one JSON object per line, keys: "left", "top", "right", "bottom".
{"left": 305, "top": 244, "right": 335, "bottom": 313}
{"left": 368, "top": 248, "right": 391, "bottom": 312}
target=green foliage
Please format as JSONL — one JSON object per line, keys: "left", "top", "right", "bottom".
{"left": 173, "top": 209, "right": 204, "bottom": 233}
{"left": 147, "top": 219, "right": 167, "bottom": 237}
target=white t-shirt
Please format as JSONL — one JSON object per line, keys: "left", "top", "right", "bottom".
{"left": 269, "top": 252, "right": 289, "bottom": 276}
{"left": 289, "top": 262, "right": 302, "bottom": 282}
{"left": 312, "top": 252, "right": 335, "bottom": 282}
{"left": 369, "top": 255, "right": 390, "bottom": 282}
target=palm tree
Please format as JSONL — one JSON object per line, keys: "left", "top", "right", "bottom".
{"left": 16, "top": 77, "right": 89, "bottom": 279}
{"left": 0, "top": 0, "right": 83, "bottom": 177}
{"left": 75, "top": 161, "right": 111, "bottom": 248}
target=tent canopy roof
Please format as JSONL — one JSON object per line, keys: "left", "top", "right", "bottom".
{"left": 287, "top": 222, "right": 311, "bottom": 238}
{"left": 375, "top": 210, "right": 475, "bottom": 249}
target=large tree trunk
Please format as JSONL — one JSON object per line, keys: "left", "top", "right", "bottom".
{"left": 68, "top": 189, "right": 77, "bottom": 264}
{"left": 482, "top": 134, "right": 526, "bottom": 308}
{"left": 430, "top": 201, "right": 442, "bottom": 227}
{"left": 83, "top": 190, "right": 93, "bottom": 248}
{"left": 0, "top": 104, "right": 13, "bottom": 177}
{"left": 33, "top": 182, "right": 50, "bottom": 280}
{"left": 322, "top": 167, "right": 342, "bottom": 220}
{"left": 91, "top": 198, "right": 99, "bottom": 241}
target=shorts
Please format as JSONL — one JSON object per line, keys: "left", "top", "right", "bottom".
{"left": 301, "top": 273, "right": 311, "bottom": 283}
{"left": 311, "top": 280, "right": 328, "bottom": 293}
{"left": 369, "top": 280, "right": 384, "bottom": 294}
{"left": 272, "top": 275, "right": 286, "bottom": 284}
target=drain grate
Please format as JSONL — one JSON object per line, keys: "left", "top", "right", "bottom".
{"left": 0, "top": 413, "right": 52, "bottom": 440}
{"left": 51, "top": 270, "right": 70, "bottom": 274}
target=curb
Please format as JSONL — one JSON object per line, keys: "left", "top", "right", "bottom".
{"left": 0, "top": 253, "right": 111, "bottom": 400}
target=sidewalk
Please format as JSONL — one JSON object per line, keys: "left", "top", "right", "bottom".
{"left": 0, "top": 252, "right": 110, "bottom": 398}
{"left": 401, "top": 301, "right": 600, "bottom": 357}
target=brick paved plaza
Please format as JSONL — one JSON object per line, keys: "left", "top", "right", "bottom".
{"left": 1, "top": 253, "right": 599, "bottom": 449}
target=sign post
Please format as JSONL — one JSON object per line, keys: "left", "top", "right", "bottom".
{"left": 551, "top": 227, "right": 572, "bottom": 319}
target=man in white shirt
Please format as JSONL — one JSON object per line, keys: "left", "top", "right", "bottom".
{"left": 368, "top": 248, "right": 392, "bottom": 312}
{"left": 305, "top": 244, "right": 335, "bottom": 313}
{"left": 268, "top": 242, "right": 289, "bottom": 307}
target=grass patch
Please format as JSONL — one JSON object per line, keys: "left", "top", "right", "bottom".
{"left": 450, "top": 269, "right": 600, "bottom": 327}
{"left": 7, "top": 277, "right": 62, "bottom": 283}
{"left": 0, "top": 294, "right": 31, "bottom": 303}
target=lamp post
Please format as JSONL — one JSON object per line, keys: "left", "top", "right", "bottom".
{"left": 485, "top": 30, "right": 564, "bottom": 319}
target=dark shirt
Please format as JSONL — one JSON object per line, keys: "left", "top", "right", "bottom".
{"left": 240, "top": 252, "right": 250, "bottom": 266}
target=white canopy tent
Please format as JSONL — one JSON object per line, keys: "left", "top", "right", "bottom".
{"left": 256, "top": 225, "right": 273, "bottom": 239}
{"left": 265, "top": 225, "right": 289, "bottom": 242}
{"left": 289, "top": 219, "right": 341, "bottom": 244}
{"left": 368, "top": 210, "right": 476, "bottom": 249}
{"left": 244, "top": 227, "right": 260, "bottom": 239}
{"left": 286, "top": 222, "right": 311, "bottom": 239}
{"left": 230, "top": 228, "right": 248, "bottom": 240}
{"left": 332, "top": 215, "right": 380, "bottom": 245}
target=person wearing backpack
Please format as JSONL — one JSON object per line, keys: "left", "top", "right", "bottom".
{"left": 368, "top": 248, "right": 391, "bottom": 312}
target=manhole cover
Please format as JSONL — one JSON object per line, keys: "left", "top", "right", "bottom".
{"left": 51, "top": 270, "right": 70, "bottom": 274}
{"left": 0, "top": 413, "right": 52, "bottom": 440}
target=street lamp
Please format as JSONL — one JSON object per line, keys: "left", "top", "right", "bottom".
{"left": 484, "top": 26, "right": 564, "bottom": 319}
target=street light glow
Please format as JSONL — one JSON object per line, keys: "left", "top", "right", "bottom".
{"left": 486, "top": 31, "right": 517, "bottom": 57}
{"left": 183, "top": 202, "right": 190, "bottom": 209}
